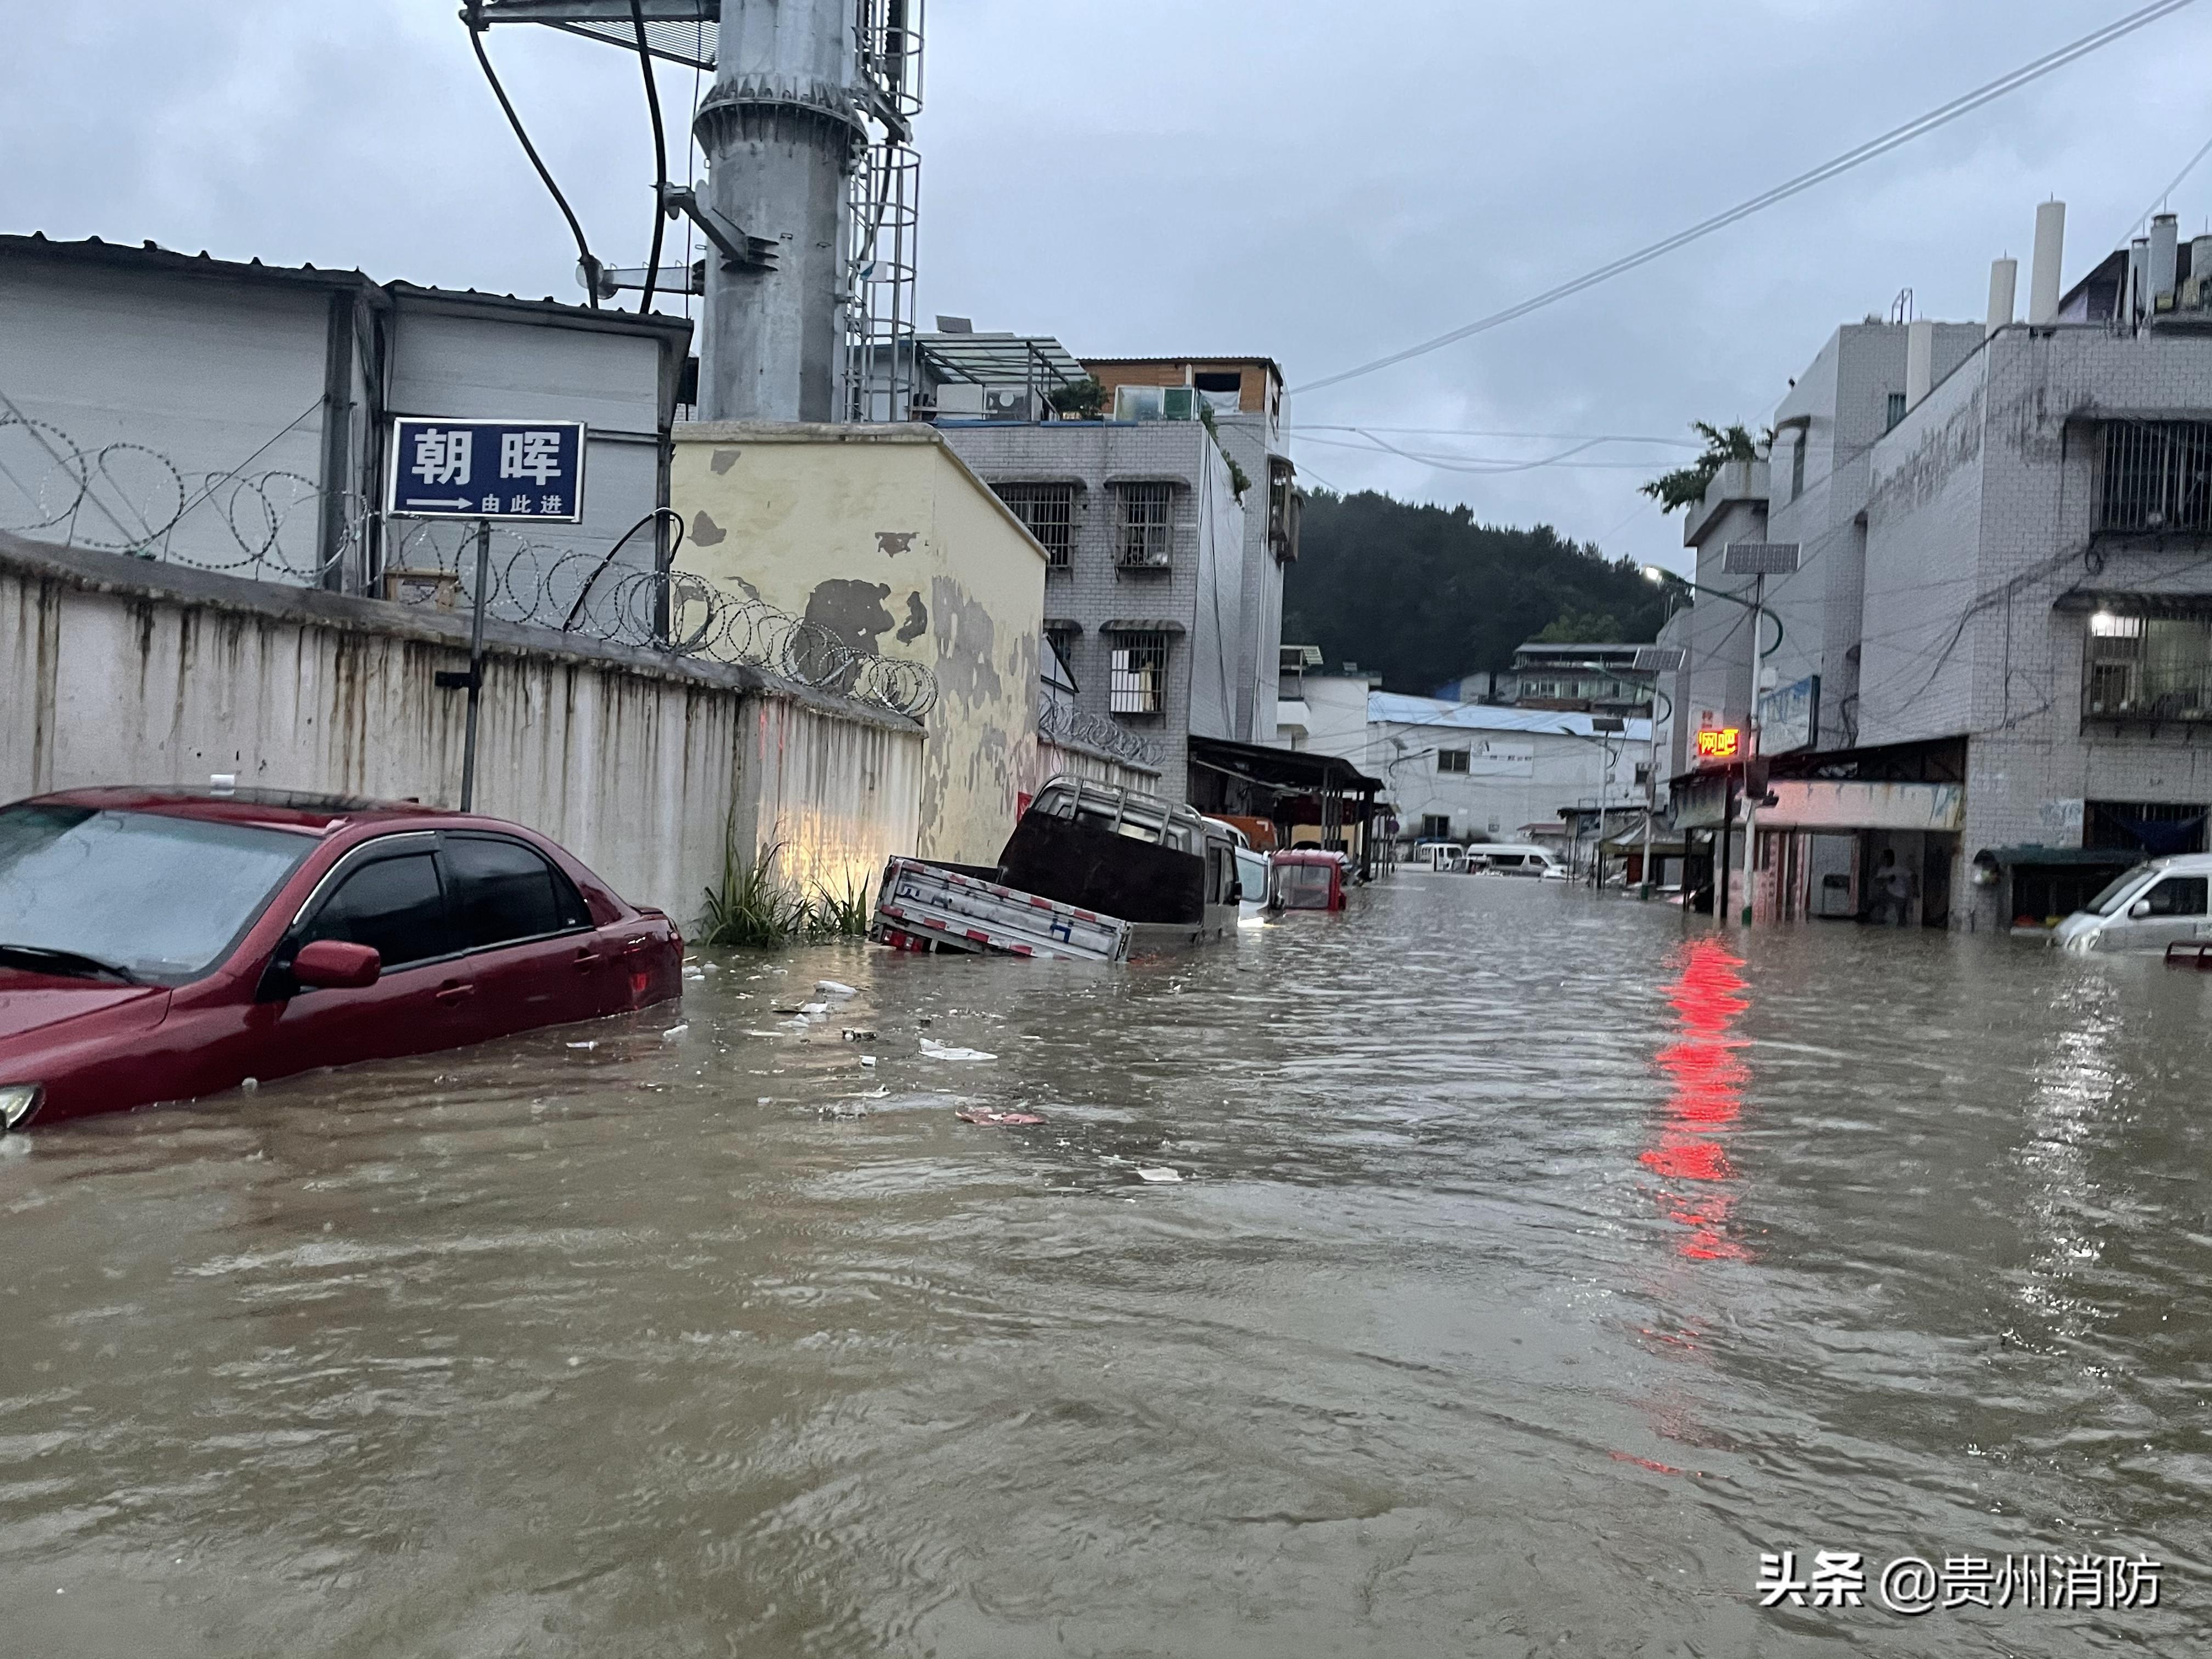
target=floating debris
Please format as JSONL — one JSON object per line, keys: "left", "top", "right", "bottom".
{"left": 956, "top": 1106, "right": 1046, "bottom": 1126}
{"left": 919, "top": 1037, "right": 997, "bottom": 1063}
{"left": 1133, "top": 1166, "right": 1183, "bottom": 1184}
{"left": 816, "top": 979, "right": 857, "bottom": 998}
{"left": 661, "top": 1024, "right": 690, "bottom": 1042}
{"left": 842, "top": 1028, "right": 877, "bottom": 1042}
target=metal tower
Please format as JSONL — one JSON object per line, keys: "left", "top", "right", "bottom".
{"left": 471, "top": 0, "right": 923, "bottom": 424}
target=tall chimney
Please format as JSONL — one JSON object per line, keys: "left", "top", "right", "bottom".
{"left": 1906, "top": 318, "right": 1934, "bottom": 407}
{"left": 2029, "top": 200, "right": 2066, "bottom": 325}
{"left": 2128, "top": 237, "right": 2149, "bottom": 325}
{"left": 694, "top": 0, "right": 862, "bottom": 422}
{"left": 1986, "top": 257, "right": 2017, "bottom": 336}
{"left": 2151, "top": 213, "right": 2181, "bottom": 311}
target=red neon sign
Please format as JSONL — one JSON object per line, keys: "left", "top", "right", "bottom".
{"left": 1695, "top": 727, "right": 1742, "bottom": 761}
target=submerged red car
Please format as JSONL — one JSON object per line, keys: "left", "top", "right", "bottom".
{"left": 0, "top": 787, "right": 684, "bottom": 1130}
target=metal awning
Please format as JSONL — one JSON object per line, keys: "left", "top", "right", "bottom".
{"left": 1187, "top": 736, "right": 1380, "bottom": 795}
{"left": 1102, "top": 618, "right": 1187, "bottom": 636}
{"left": 1978, "top": 845, "right": 2141, "bottom": 867}
{"left": 918, "top": 333, "right": 1085, "bottom": 388}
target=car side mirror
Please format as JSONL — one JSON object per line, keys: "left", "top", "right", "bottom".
{"left": 2129, "top": 899, "right": 2153, "bottom": 921}
{"left": 292, "top": 939, "right": 381, "bottom": 990}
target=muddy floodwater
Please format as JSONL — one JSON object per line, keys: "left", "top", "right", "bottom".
{"left": 4, "top": 878, "right": 2212, "bottom": 1656}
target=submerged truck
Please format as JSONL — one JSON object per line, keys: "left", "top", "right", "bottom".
{"left": 873, "top": 776, "right": 1242, "bottom": 961}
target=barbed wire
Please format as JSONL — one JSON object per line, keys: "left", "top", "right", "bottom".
{"left": 0, "top": 411, "right": 939, "bottom": 720}
{"left": 0, "top": 409, "right": 354, "bottom": 582}
{"left": 1038, "top": 691, "right": 1159, "bottom": 766}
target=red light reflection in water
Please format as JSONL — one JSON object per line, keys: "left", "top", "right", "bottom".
{"left": 1642, "top": 938, "right": 1754, "bottom": 1261}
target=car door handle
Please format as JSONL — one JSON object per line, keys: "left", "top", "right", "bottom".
{"left": 572, "top": 947, "right": 604, "bottom": 972}
{"left": 434, "top": 981, "right": 477, "bottom": 1006}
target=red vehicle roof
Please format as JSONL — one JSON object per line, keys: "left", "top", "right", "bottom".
{"left": 28, "top": 786, "right": 453, "bottom": 837}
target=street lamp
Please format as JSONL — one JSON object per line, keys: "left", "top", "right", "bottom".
{"left": 1643, "top": 549, "right": 1799, "bottom": 924}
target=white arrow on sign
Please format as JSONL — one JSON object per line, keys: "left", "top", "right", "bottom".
{"left": 402, "top": 497, "right": 475, "bottom": 509}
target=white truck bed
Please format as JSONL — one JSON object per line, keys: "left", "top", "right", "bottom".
{"left": 873, "top": 857, "right": 1133, "bottom": 962}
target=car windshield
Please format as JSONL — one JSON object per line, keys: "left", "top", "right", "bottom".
{"left": 0, "top": 805, "right": 315, "bottom": 984}
{"left": 2086, "top": 867, "right": 2155, "bottom": 916}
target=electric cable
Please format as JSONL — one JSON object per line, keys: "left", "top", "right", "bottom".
{"left": 1295, "top": 0, "right": 2200, "bottom": 396}
{"left": 466, "top": 5, "right": 603, "bottom": 309}
{"left": 630, "top": 0, "right": 669, "bottom": 316}
{"left": 2113, "top": 129, "right": 2212, "bottom": 247}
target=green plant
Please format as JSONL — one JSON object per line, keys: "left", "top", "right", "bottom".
{"left": 1639, "top": 421, "right": 1773, "bottom": 515}
{"left": 1198, "top": 402, "right": 1253, "bottom": 498}
{"left": 699, "top": 830, "right": 805, "bottom": 948}
{"left": 1048, "top": 375, "right": 1108, "bottom": 419}
{"left": 805, "top": 873, "right": 874, "bottom": 939}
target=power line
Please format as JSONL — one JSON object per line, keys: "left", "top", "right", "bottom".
{"left": 1294, "top": 0, "right": 2200, "bottom": 397}
{"left": 2111, "top": 127, "right": 2212, "bottom": 247}
{"left": 1288, "top": 424, "right": 1702, "bottom": 447}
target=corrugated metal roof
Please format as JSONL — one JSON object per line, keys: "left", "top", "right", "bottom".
{"left": 1368, "top": 691, "right": 1651, "bottom": 742}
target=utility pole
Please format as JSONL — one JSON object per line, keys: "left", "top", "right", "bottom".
{"left": 1719, "top": 542, "right": 1801, "bottom": 926}
{"left": 459, "top": 518, "right": 491, "bottom": 811}
{"left": 1631, "top": 645, "right": 1685, "bottom": 900}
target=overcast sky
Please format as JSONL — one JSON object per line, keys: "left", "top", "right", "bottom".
{"left": 8, "top": 1, "right": 2211, "bottom": 574}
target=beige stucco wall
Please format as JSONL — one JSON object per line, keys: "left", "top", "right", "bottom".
{"left": 672, "top": 422, "right": 1046, "bottom": 865}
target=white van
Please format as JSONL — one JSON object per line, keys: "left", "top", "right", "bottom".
{"left": 2051, "top": 855, "right": 2209, "bottom": 952}
{"left": 1472, "top": 844, "right": 1565, "bottom": 880}
{"left": 1407, "top": 839, "right": 1465, "bottom": 872}
{"left": 1203, "top": 817, "right": 1277, "bottom": 923}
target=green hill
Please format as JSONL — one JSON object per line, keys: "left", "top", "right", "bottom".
{"left": 1281, "top": 491, "right": 1669, "bottom": 695}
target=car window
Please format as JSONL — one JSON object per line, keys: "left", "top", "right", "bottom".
{"left": 444, "top": 836, "right": 588, "bottom": 950}
{"left": 302, "top": 852, "right": 453, "bottom": 969}
{"left": 0, "top": 804, "right": 313, "bottom": 984}
{"left": 2089, "top": 868, "right": 2154, "bottom": 915}
{"left": 2143, "top": 876, "right": 2209, "bottom": 917}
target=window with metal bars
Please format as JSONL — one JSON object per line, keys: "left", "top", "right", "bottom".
{"left": 994, "top": 482, "right": 1074, "bottom": 567}
{"left": 1108, "top": 631, "right": 1169, "bottom": 715}
{"left": 2100, "top": 421, "right": 2212, "bottom": 533}
{"left": 2083, "top": 608, "right": 2212, "bottom": 719}
{"left": 1113, "top": 482, "right": 1175, "bottom": 568}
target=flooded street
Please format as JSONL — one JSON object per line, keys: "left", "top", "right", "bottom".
{"left": 4, "top": 876, "right": 2210, "bottom": 1656}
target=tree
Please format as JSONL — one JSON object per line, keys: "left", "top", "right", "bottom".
{"left": 1533, "top": 608, "right": 1622, "bottom": 644}
{"left": 1281, "top": 491, "right": 1670, "bottom": 695}
{"left": 1639, "top": 421, "right": 1771, "bottom": 515}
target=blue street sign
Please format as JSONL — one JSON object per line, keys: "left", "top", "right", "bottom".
{"left": 387, "top": 418, "right": 587, "bottom": 522}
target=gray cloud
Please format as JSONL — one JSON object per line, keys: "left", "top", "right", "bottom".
{"left": 8, "top": 0, "right": 2210, "bottom": 579}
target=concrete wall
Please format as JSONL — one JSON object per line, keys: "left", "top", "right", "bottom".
{"left": 671, "top": 421, "right": 1044, "bottom": 865}
{"left": 1859, "top": 351, "right": 1990, "bottom": 747}
{"left": 1680, "top": 461, "right": 1769, "bottom": 737}
{"left": 1031, "top": 738, "right": 1161, "bottom": 800}
{"left": 0, "top": 531, "right": 923, "bottom": 927}
{"left": 938, "top": 417, "right": 1252, "bottom": 804}
{"left": 1858, "top": 323, "right": 2212, "bottom": 928}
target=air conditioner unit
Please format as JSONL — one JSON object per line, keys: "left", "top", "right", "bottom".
{"left": 983, "top": 386, "right": 1035, "bottom": 422}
